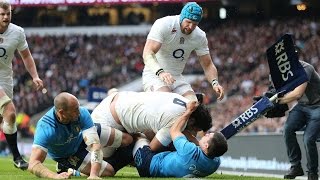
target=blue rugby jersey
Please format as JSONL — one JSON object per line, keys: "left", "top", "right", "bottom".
{"left": 33, "top": 107, "right": 94, "bottom": 159}
{"left": 150, "top": 135, "right": 221, "bottom": 177}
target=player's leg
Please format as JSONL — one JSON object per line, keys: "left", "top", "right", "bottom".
{"left": 0, "top": 89, "right": 27, "bottom": 170}
{"left": 104, "top": 143, "right": 134, "bottom": 173}
{"left": 173, "top": 77, "right": 199, "bottom": 102}
{"left": 142, "top": 70, "right": 171, "bottom": 92}
{"left": 132, "top": 133, "right": 155, "bottom": 177}
{"left": 97, "top": 123, "right": 133, "bottom": 158}
{"left": 56, "top": 141, "right": 115, "bottom": 177}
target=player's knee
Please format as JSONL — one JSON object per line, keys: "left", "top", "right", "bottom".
{"left": 0, "top": 95, "right": 13, "bottom": 117}
{"left": 3, "top": 105, "right": 16, "bottom": 122}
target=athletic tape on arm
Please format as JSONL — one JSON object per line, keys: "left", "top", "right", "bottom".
{"left": 144, "top": 53, "right": 162, "bottom": 74}
{"left": 91, "top": 149, "right": 103, "bottom": 164}
{"left": 82, "top": 126, "right": 100, "bottom": 146}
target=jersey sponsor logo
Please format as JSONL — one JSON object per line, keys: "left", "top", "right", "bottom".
{"left": 172, "top": 49, "right": 185, "bottom": 61}
{"left": 0, "top": 47, "right": 9, "bottom": 63}
{"left": 188, "top": 164, "right": 201, "bottom": 175}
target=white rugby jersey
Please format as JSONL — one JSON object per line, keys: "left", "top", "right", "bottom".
{"left": 145, "top": 15, "right": 209, "bottom": 76}
{"left": 116, "top": 91, "right": 189, "bottom": 146}
{"left": 0, "top": 23, "right": 28, "bottom": 81}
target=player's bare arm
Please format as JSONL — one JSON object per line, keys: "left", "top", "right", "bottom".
{"left": 143, "top": 39, "right": 175, "bottom": 85}
{"left": 83, "top": 127, "right": 103, "bottom": 179}
{"left": 149, "top": 136, "right": 166, "bottom": 152}
{"left": 170, "top": 101, "right": 198, "bottom": 140}
{"left": 28, "top": 147, "right": 71, "bottom": 179}
{"left": 19, "top": 48, "right": 43, "bottom": 90}
{"left": 199, "top": 54, "right": 224, "bottom": 100}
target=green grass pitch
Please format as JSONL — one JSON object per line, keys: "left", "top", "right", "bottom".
{"left": 0, "top": 156, "right": 282, "bottom": 180}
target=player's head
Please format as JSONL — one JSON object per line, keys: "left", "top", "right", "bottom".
{"left": 0, "top": 0, "right": 11, "bottom": 30}
{"left": 179, "top": 2, "right": 203, "bottom": 35}
{"left": 54, "top": 92, "right": 80, "bottom": 124}
{"left": 199, "top": 132, "right": 228, "bottom": 158}
{"left": 187, "top": 104, "right": 212, "bottom": 133}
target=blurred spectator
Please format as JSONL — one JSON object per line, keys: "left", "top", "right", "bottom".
{"left": 11, "top": 17, "right": 320, "bottom": 136}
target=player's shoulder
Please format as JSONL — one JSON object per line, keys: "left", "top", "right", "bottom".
{"left": 79, "top": 106, "right": 91, "bottom": 117}
{"left": 7, "top": 23, "right": 25, "bottom": 34}
{"left": 193, "top": 26, "right": 207, "bottom": 38}
{"left": 154, "top": 15, "right": 178, "bottom": 27}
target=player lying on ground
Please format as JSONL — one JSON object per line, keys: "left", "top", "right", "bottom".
{"left": 132, "top": 101, "right": 228, "bottom": 177}
{"left": 91, "top": 90, "right": 212, "bottom": 159}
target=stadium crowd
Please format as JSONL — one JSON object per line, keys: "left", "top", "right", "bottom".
{"left": 11, "top": 17, "right": 320, "bottom": 137}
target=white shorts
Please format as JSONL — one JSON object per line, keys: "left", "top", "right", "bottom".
{"left": 142, "top": 70, "right": 194, "bottom": 95}
{"left": 0, "top": 81, "right": 13, "bottom": 99}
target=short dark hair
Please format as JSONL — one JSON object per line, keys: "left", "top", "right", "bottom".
{"left": 189, "top": 104, "right": 212, "bottom": 131}
{"left": 207, "top": 132, "right": 228, "bottom": 157}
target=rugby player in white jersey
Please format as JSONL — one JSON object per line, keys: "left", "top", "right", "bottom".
{"left": 142, "top": 2, "right": 224, "bottom": 103}
{"left": 0, "top": 0, "right": 43, "bottom": 170}
{"left": 91, "top": 90, "right": 212, "bottom": 158}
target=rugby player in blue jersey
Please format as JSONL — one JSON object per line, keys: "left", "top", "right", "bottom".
{"left": 133, "top": 101, "right": 228, "bottom": 177}
{"left": 28, "top": 92, "right": 115, "bottom": 179}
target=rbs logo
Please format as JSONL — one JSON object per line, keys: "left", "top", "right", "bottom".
{"left": 275, "top": 40, "right": 293, "bottom": 81}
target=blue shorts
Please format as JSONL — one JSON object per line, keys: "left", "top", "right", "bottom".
{"left": 54, "top": 141, "right": 88, "bottom": 171}
{"left": 55, "top": 123, "right": 103, "bottom": 172}
{"left": 134, "top": 145, "right": 156, "bottom": 177}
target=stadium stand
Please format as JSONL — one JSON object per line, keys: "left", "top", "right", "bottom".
{"left": 12, "top": 17, "right": 320, "bottom": 138}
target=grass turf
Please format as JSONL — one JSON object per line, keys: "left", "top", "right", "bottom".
{"left": 0, "top": 156, "right": 282, "bottom": 180}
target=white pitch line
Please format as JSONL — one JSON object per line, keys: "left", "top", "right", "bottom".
{"left": 217, "top": 170, "right": 308, "bottom": 180}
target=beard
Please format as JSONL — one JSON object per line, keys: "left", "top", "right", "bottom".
{"left": 182, "top": 28, "right": 192, "bottom": 35}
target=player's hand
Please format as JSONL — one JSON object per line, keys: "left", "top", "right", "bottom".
{"left": 54, "top": 172, "right": 71, "bottom": 179}
{"left": 159, "top": 72, "right": 176, "bottom": 85}
{"left": 212, "top": 84, "right": 224, "bottom": 101}
{"left": 186, "top": 101, "right": 198, "bottom": 114}
{"left": 87, "top": 175, "right": 101, "bottom": 179}
{"left": 33, "top": 77, "right": 44, "bottom": 91}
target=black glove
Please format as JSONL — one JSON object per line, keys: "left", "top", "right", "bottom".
{"left": 253, "top": 88, "right": 289, "bottom": 118}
